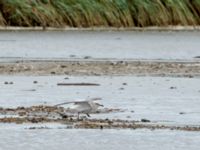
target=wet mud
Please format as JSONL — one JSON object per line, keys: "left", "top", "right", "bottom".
{"left": 0, "top": 105, "right": 199, "bottom": 131}
{"left": 0, "top": 60, "right": 200, "bottom": 77}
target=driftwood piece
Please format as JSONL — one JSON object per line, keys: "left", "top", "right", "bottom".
{"left": 57, "top": 83, "right": 100, "bottom": 86}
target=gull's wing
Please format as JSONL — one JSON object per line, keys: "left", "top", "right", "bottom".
{"left": 55, "top": 102, "right": 70, "bottom": 107}
{"left": 54, "top": 100, "right": 90, "bottom": 107}
{"left": 54, "top": 101, "right": 79, "bottom": 107}
{"left": 54, "top": 97, "right": 102, "bottom": 107}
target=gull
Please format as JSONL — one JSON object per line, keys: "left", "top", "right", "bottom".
{"left": 54, "top": 98, "right": 103, "bottom": 119}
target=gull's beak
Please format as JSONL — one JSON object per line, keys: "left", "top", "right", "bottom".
{"left": 98, "top": 104, "right": 104, "bottom": 107}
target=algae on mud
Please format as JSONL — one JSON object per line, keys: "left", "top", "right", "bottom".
{"left": 0, "top": 0, "right": 200, "bottom": 27}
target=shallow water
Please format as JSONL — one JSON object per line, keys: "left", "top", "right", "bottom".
{"left": 0, "top": 126, "right": 199, "bottom": 150}
{"left": 0, "top": 30, "right": 200, "bottom": 149}
{"left": 0, "top": 75, "right": 200, "bottom": 126}
{"left": 0, "top": 31, "right": 200, "bottom": 60}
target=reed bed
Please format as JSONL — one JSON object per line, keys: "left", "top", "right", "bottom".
{"left": 0, "top": 0, "right": 200, "bottom": 27}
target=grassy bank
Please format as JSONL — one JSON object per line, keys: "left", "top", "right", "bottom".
{"left": 0, "top": 0, "right": 200, "bottom": 27}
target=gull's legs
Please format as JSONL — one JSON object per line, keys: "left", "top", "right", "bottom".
{"left": 77, "top": 112, "right": 80, "bottom": 120}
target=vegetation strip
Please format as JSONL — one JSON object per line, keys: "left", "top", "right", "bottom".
{"left": 0, "top": 0, "right": 200, "bottom": 27}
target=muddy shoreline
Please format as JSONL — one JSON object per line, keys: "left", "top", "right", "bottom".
{"left": 0, "top": 59, "right": 200, "bottom": 77}
{"left": 0, "top": 105, "right": 199, "bottom": 131}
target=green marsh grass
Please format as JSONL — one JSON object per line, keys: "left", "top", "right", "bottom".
{"left": 0, "top": 0, "right": 200, "bottom": 27}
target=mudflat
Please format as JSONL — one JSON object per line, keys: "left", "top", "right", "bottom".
{"left": 0, "top": 59, "right": 200, "bottom": 77}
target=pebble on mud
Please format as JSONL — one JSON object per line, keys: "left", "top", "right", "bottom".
{"left": 141, "top": 119, "right": 151, "bottom": 122}
{"left": 60, "top": 65, "right": 67, "bottom": 68}
{"left": 194, "top": 56, "right": 200, "bottom": 58}
{"left": 33, "top": 81, "right": 38, "bottom": 84}
{"left": 179, "top": 112, "right": 186, "bottom": 115}
{"left": 188, "top": 75, "right": 193, "bottom": 78}
{"left": 84, "top": 56, "right": 92, "bottom": 59}
{"left": 170, "top": 86, "right": 177, "bottom": 89}
{"left": 4, "top": 81, "right": 13, "bottom": 84}
{"left": 69, "top": 55, "right": 76, "bottom": 58}
{"left": 51, "top": 71, "right": 56, "bottom": 75}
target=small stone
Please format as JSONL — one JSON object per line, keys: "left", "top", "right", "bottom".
{"left": 110, "top": 62, "right": 117, "bottom": 66}
{"left": 141, "top": 119, "right": 151, "bottom": 122}
{"left": 29, "top": 127, "right": 37, "bottom": 130}
{"left": 170, "top": 86, "right": 177, "bottom": 89}
{"left": 69, "top": 55, "right": 76, "bottom": 58}
{"left": 33, "top": 81, "right": 38, "bottom": 84}
{"left": 119, "top": 87, "right": 124, "bottom": 90}
{"left": 4, "top": 81, "right": 8, "bottom": 84}
{"left": 17, "top": 107, "right": 25, "bottom": 110}
{"left": 60, "top": 65, "right": 66, "bottom": 68}
{"left": 122, "top": 83, "right": 127, "bottom": 85}
{"left": 84, "top": 56, "right": 92, "bottom": 59}
{"left": 9, "top": 82, "right": 13, "bottom": 84}
{"left": 179, "top": 112, "right": 186, "bottom": 115}
{"left": 188, "top": 75, "right": 193, "bottom": 78}
{"left": 51, "top": 71, "right": 56, "bottom": 75}
{"left": 61, "top": 115, "right": 68, "bottom": 119}
{"left": 29, "top": 89, "right": 36, "bottom": 91}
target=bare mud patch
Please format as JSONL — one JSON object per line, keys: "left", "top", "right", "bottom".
{"left": 0, "top": 60, "right": 200, "bottom": 77}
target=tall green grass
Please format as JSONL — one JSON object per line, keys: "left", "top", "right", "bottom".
{"left": 0, "top": 0, "right": 200, "bottom": 27}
